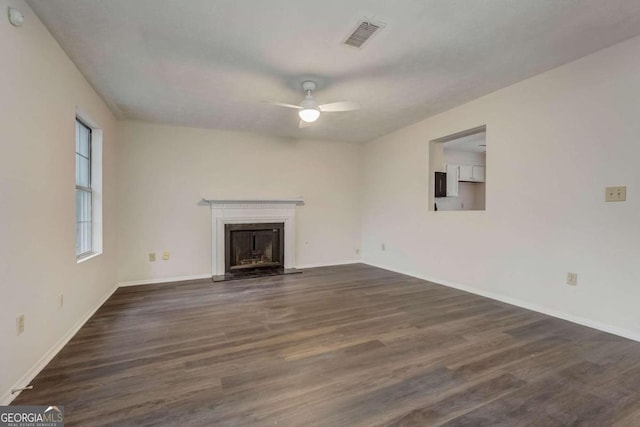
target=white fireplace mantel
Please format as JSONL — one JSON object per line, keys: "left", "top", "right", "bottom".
{"left": 201, "top": 197, "right": 305, "bottom": 207}
{"left": 202, "top": 197, "right": 304, "bottom": 275}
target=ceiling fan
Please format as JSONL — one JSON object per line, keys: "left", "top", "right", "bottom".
{"left": 268, "top": 81, "right": 360, "bottom": 128}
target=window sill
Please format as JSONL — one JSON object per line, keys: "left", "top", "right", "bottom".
{"left": 77, "top": 251, "right": 102, "bottom": 264}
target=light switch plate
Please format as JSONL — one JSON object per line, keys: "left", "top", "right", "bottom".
{"left": 566, "top": 272, "right": 578, "bottom": 286}
{"left": 605, "top": 186, "right": 626, "bottom": 202}
{"left": 162, "top": 251, "right": 170, "bottom": 261}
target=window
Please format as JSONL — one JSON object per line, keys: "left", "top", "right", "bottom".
{"left": 74, "top": 111, "right": 103, "bottom": 261}
{"left": 75, "top": 119, "right": 93, "bottom": 257}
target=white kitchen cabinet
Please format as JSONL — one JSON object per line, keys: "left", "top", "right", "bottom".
{"left": 445, "top": 164, "right": 459, "bottom": 197}
{"left": 454, "top": 164, "right": 486, "bottom": 182}
{"left": 458, "top": 165, "right": 473, "bottom": 181}
{"left": 445, "top": 163, "right": 486, "bottom": 186}
{"left": 472, "top": 165, "right": 485, "bottom": 182}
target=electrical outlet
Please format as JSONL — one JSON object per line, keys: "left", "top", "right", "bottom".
{"left": 605, "top": 186, "right": 626, "bottom": 202}
{"left": 566, "top": 272, "right": 578, "bottom": 286}
{"left": 381, "top": 243, "right": 386, "bottom": 251}
{"left": 59, "top": 294, "right": 64, "bottom": 309}
{"left": 16, "top": 314, "right": 24, "bottom": 335}
{"left": 148, "top": 252, "right": 156, "bottom": 262}
{"left": 162, "top": 251, "right": 170, "bottom": 261}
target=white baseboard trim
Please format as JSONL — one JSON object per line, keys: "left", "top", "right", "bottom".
{"left": 117, "top": 274, "right": 212, "bottom": 287}
{"left": 119, "top": 263, "right": 364, "bottom": 287}
{"left": 2, "top": 262, "right": 363, "bottom": 405}
{"left": 363, "top": 261, "right": 640, "bottom": 343}
{"left": 295, "top": 260, "right": 361, "bottom": 269}
{"left": 19, "top": 259, "right": 628, "bottom": 406}
{"left": 1, "top": 285, "right": 118, "bottom": 405}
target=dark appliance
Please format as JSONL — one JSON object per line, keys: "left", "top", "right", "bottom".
{"left": 434, "top": 172, "right": 447, "bottom": 198}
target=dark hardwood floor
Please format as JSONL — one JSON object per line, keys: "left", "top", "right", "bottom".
{"left": 12, "top": 264, "right": 640, "bottom": 426}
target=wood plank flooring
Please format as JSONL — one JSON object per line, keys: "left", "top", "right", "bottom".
{"left": 12, "top": 264, "right": 640, "bottom": 426}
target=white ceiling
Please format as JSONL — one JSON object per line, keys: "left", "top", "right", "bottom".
{"left": 443, "top": 132, "right": 486, "bottom": 153}
{"left": 27, "top": 0, "right": 640, "bottom": 143}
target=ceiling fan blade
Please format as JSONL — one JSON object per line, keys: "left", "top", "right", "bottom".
{"left": 299, "top": 120, "right": 312, "bottom": 129}
{"left": 319, "top": 101, "right": 360, "bottom": 112}
{"left": 266, "top": 101, "right": 302, "bottom": 109}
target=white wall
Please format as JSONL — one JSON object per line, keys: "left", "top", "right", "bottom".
{"left": 116, "top": 121, "right": 362, "bottom": 284}
{"left": 0, "top": 0, "right": 118, "bottom": 402}
{"left": 439, "top": 182, "right": 484, "bottom": 211}
{"left": 361, "top": 35, "right": 640, "bottom": 339}
{"left": 4, "top": 0, "right": 640, "bottom": 406}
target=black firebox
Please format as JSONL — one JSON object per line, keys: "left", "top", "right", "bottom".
{"left": 224, "top": 223, "right": 284, "bottom": 273}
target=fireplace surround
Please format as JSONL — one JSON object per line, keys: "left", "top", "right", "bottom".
{"left": 201, "top": 198, "right": 304, "bottom": 276}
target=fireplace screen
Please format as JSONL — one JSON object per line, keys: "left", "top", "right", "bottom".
{"left": 224, "top": 223, "right": 284, "bottom": 273}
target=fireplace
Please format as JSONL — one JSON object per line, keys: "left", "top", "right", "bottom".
{"left": 224, "top": 223, "right": 284, "bottom": 273}
{"left": 202, "top": 197, "right": 303, "bottom": 277}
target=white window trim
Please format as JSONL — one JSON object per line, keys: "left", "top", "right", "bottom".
{"left": 76, "top": 107, "right": 103, "bottom": 263}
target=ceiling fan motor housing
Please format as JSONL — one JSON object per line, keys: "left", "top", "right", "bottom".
{"left": 301, "top": 81, "right": 317, "bottom": 92}
{"left": 300, "top": 96, "right": 319, "bottom": 110}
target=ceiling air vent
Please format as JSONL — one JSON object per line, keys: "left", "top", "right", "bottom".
{"left": 343, "top": 19, "right": 385, "bottom": 48}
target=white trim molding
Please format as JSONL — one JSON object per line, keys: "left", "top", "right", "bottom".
{"left": 2, "top": 285, "right": 118, "bottom": 405}
{"left": 362, "top": 261, "right": 640, "bottom": 343}
{"left": 118, "top": 274, "right": 213, "bottom": 287}
{"left": 202, "top": 198, "right": 304, "bottom": 276}
{"left": 201, "top": 197, "right": 304, "bottom": 206}
{"left": 296, "top": 260, "right": 361, "bottom": 269}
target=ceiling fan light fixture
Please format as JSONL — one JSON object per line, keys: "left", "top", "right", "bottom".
{"left": 299, "top": 108, "right": 320, "bottom": 123}
{"left": 268, "top": 80, "right": 358, "bottom": 126}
